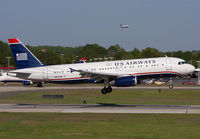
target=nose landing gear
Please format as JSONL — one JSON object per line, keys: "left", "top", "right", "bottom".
{"left": 169, "top": 84, "right": 174, "bottom": 89}
{"left": 168, "top": 78, "right": 174, "bottom": 89}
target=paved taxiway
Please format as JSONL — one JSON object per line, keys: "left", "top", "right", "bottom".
{"left": 0, "top": 86, "right": 200, "bottom": 96}
{"left": 0, "top": 86, "right": 200, "bottom": 113}
{"left": 0, "top": 104, "right": 200, "bottom": 114}
{"left": 0, "top": 86, "right": 199, "bottom": 98}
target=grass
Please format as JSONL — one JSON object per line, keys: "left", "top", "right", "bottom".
{"left": 1, "top": 88, "right": 200, "bottom": 138}
{"left": 0, "top": 113, "right": 200, "bottom": 139}
{"left": 1, "top": 89, "right": 200, "bottom": 105}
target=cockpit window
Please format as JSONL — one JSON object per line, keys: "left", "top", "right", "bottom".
{"left": 182, "top": 61, "right": 187, "bottom": 64}
{"left": 178, "top": 61, "right": 187, "bottom": 65}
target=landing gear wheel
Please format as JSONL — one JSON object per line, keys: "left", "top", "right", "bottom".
{"left": 37, "top": 82, "right": 43, "bottom": 87}
{"left": 101, "top": 88, "right": 107, "bottom": 94}
{"left": 106, "top": 87, "right": 112, "bottom": 93}
{"left": 102, "top": 80, "right": 112, "bottom": 94}
{"left": 169, "top": 84, "right": 173, "bottom": 89}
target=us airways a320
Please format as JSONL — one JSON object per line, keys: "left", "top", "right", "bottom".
{"left": 8, "top": 38, "right": 197, "bottom": 94}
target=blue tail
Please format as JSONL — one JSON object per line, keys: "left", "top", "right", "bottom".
{"left": 8, "top": 38, "right": 44, "bottom": 69}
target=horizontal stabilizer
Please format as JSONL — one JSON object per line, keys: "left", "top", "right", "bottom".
{"left": 8, "top": 72, "right": 31, "bottom": 79}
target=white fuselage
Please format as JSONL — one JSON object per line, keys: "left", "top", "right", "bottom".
{"left": 9, "top": 57, "right": 195, "bottom": 83}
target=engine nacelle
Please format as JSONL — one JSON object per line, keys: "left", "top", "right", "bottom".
{"left": 114, "top": 76, "right": 137, "bottom": 87}
{"left": 22, "top": 80, "right": 33, "bottom": 85}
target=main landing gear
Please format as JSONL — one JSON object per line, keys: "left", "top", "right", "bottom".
{"left": 36, "top": 82, "right": 43, "bottom": 87}
{"left": 101, "top": 81, "right": 112, "bottom": 94}
{"left": 101, "top": 86, "right": 112, "bottom": 94}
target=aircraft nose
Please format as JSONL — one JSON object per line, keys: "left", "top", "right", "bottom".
{"left": 189, "top": 64, "right": 195, "bottom": 73}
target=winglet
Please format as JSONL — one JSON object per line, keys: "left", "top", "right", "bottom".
{"left": 69, "top": 68, "right": 75, "bottom": 73}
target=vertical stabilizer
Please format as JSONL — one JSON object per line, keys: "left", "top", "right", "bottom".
{"left": 8, "top": 38, "right": 44, "bottom": 69}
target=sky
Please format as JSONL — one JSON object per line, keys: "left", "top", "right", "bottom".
{"left": 0, "top": 0, "right": 200, "bottom": 51}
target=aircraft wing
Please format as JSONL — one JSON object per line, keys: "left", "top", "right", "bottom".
{"left": 70, "top": 68, "right": 122, "bottom": 82}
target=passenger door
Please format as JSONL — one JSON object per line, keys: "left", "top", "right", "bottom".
{"left": 166, "top": 58, "right": 172, "bottom": 70}
{"left": 42, "top": 67, "right": 48, "bottom": 79}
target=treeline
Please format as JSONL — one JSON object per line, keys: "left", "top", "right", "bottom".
{"left": 0, "top": 40, "right": 200, "bottom": 67}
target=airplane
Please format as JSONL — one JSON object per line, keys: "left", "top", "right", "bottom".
{"left": 120, "top": 24, "right": 128, "bottom": 29}
{"left": 0, "top": 72, "right": 32, "bottom": 85}
{"left": 8, "top": 38, "right": 196, "bottom": 94}
{"left": 78, "top": 58, "right": 87, "bottom": 63}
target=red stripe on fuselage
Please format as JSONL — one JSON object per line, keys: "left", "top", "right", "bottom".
{"left": 130, "top": 71, "right": 180, "bottom": 76}
{"left": 46, "top": 76, "right": 89, "bottom": 81}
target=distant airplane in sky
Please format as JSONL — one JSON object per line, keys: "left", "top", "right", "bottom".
{"left": 8, "top": 38, "right": 196, "bottom": 94}
{"left": 120, "top": 24, "right": 128, "bottom": 29}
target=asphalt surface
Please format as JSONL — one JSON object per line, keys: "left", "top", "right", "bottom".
{"left": 0, "top": 104, "right": 199, "bottom": 113}
{"left": 0, "top": 86, "right": 200, "bottom": 98}
{"left": 0, "top": 86, "right": 200, "bottom": 113}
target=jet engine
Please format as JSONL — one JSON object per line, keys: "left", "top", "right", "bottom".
{"left": 22, "top": 80, "right": 33, "bottom": 85}
{"left": 114, "top": 76, "right": 137, "bottom": 87}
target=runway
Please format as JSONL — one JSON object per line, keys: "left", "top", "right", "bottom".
{"left": 0, "top": 104, "right": 200, "bottom": 114}
{"left": 0, "top": 86, "right": 200, "bottom": 114}
{"left": 0, "top": 86, "right": 200, "bottom": 93}
{"left": 0, "top": 86, "right": 199, "bottom": 98}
